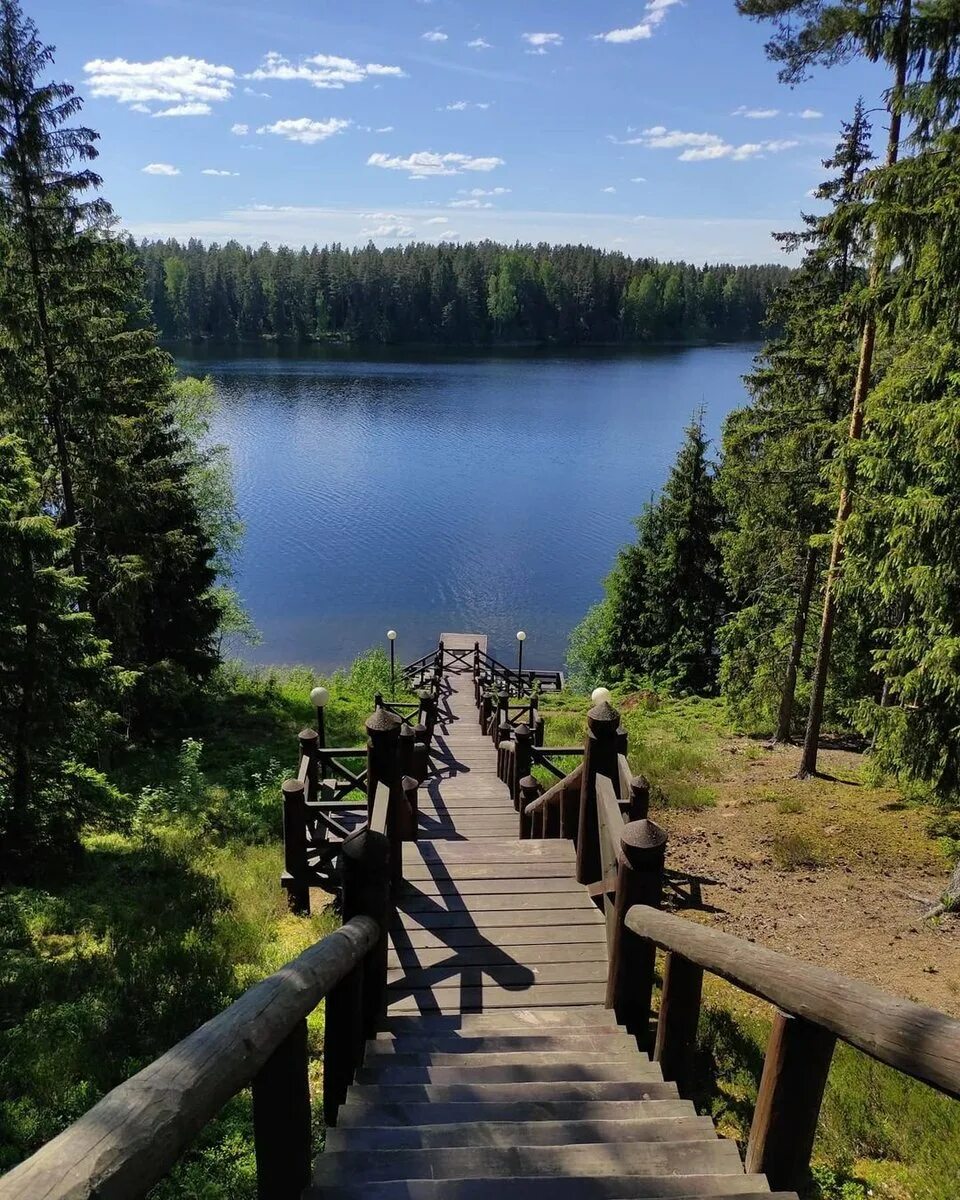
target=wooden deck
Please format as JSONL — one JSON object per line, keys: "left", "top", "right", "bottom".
{"left": 388, "top": 637, "right": 608, "bottom": 1015}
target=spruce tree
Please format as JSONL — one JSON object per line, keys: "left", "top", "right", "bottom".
{"left": 0, "top": 436, "right": 120, "bottom": 876}
{"left": 0, "top": 0, "right": 220, "bottom": 723}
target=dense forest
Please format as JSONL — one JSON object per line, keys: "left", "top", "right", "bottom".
{"left": 134, "top": 238, "right": 791, "bottom": 346}
{"left": 572, "top": 1, "right": 960, "bottom": 837}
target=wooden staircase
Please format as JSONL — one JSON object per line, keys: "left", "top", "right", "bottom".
{"left": 308, "top": 634, "right": 797, "bottom": 1200}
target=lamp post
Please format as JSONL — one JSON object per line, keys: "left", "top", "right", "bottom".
{"left": 387, "top": 629, "right": 397, "bottom": 696}
{"left": 310, "top": 685, "right": 329, "bottom": 748}
{"left": 516, "top": 630, "right": 527, "bottom": 693}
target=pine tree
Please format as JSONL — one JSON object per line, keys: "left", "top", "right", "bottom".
{"left": 0, "top": 0, "right": 220, "bottom": 723}
{"left": 0, "top": 436, "right": 120, "bottom": 876}
{"left": 719, "top": 103, "right": 873, "bottom": 740}
{"left": 568, "top": 416, "right": 726, "bottom": 694}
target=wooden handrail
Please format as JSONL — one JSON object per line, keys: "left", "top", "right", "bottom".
{"left": 0, "top": 916, "right": 380, "bottom": 1200}
{"left": 626, "top": 905, "right": 960, "bottom": 1101}
{"left": 523, "top": 762, "right": 584, "bottom": 815}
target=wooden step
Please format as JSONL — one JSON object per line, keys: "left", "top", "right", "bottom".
{"left": 363, "top": 1048, "right": 639, "bottom": 1067}
{"left": 388, "top": 961, "right": 608, "bottom": 989}
{"left": 326, "top": 1115, "right": 717, "bottom": 1151}
{"left": 337, "top": 1098, "right": 702, "bottom": 1129}
{"left": 307, "top": 1182, "right": 791, "bottom": 1200}
{"left": 356, "top": 1060, "right": 663, "bottom": 1085}
{"left": 381, "top": 1007, "right": 618, "bottom": 1034}
{"left": 388, "top": 942, "right": 610, "bottom": 969}
{"left": 312, "top": 1140, "right": 745, "bottom": 1185}
{"left": 345, "top": 1080, "right": 681, "bottom": 1104}
{"left": 369, "top": 1032, "right": 638, "bottom": 1054}
{"left": 387, "top": 982, "right": 607, "bottom": 1012}
{"left": 394, "top": 924, "right": 606, "bottom": 949}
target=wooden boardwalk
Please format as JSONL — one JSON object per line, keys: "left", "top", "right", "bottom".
{"left": 388, "top": 633, "right": 608, "bottom": 1016}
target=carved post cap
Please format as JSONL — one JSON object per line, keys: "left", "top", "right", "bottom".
{"left": 519, "top": 775, "right": 540, "bottom": 798}
{"left": 366, "top": 707, "right": 402, "bottom": 735}
{"left": 514, "top": 722, "right": 532, "bottom": 742}
{"left": 401, "top": 775, "right": 418, "bottom": 794}
{"left": 630, "top": 775, "right": 651, "bottom": 818}
{"left": 298, "top": 728, "right": 319, "bottom": 746}
{"left": 587, "top": 699, "right": 621, "bottom": 732}
{"left": 282, "top": 778, "right": 305, "bottom": 798}
{"left": 399, "top": 723, "right": 416, "bottom": 741}
{"left": 413, "top": 722, "right": 429, "bottom": 744}
{"left": 342, "top": 826, "right": 391, "bottom": 871}
{"left": 620, "top": 817, "right": 668, "bottom": 869}
{"left": 418, "top": 688, "right": 434, "bottom": 703}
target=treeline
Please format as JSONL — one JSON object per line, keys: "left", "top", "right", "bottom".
{"left": 571, "top": 2, "right": 960, "bottom": 816}
{"left": 133, "top": 238, "right": 791, "bottom": 346}
{"left": 0, "top": 3, "right": 242, "bottom": 876}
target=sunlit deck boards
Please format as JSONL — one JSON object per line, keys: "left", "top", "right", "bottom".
{"left": 387, "top": 638, "right": 608, "bottom": 1015}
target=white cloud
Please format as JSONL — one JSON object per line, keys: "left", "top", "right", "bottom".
{"left": 359, "top": 124, "right": 395, "bottom": 133}
{"left": 424, "top": 216, "right": 449, "bottom": 224}
{"left": 202, "top": 168, "right": 239, "bottom": 176}
{"left": 467, "top": 38, "right": 492, "bottom": 49}
{"left": 247, "top": 51, "right": 404, "bottom": 89}
{"left": 440, "top": 100, "right": 490, "bottom": 111}
{"left": 84, "top": 56, "right": 234, "bottom": 108}
{"left": 130, "top": 102, "right": 151, "bottom": 114}
{"left": 368, "top": 150, "right": 505, "bottom": 178}
{"left": 422, "top": 29, "right": 448, "bottom": 42}
{"left": 459, "top": 186, "right": 510, "bottom": 196}
{"left": 439, "top": 231, "right": 461, "bottom": 240}
{"left": 631, "top": 176, "right": 647, "bottom": 182}
{"left": 258, "top": 117, "right": 351, "bottom": 144}
{"left": 798, "top": 108, "right": 823, "bottom": 119}
{"left": 594, "top": 0, "right": 681, "bottom": 43}
{"left": 142, "top": 162, "right": 180, "bottom": 175}
{"left": 602, "top": 186, "right": 617, "bottom": 193}
{"left": 732, "top": 105, "right": 779, "bottom": 119}
{"left": 153, "top": 101, "right": 212, "bottom": 117}
{"left": 243, "top": 86, "right": 271, "bottom": 97}
{"left": 449, "top": 198, "right": 492, "bottom": 208}
{"left": 360, "top": 221, "right": 415, "bottom": 237}
{"left": 522, "top": 32, "right": 563, "bottom": 55}
{"left": 630, "top": 124, "right": 798, "bottom": 162}
{"left": 231, "top": 123, "right": 249, "bottom": 135}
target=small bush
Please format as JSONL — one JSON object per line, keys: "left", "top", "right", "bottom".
{"left": 776, "top": 796, "right": 804, "bottom": 815}
{"left": 773, "top": 830, "right": 825, "bottom": 870}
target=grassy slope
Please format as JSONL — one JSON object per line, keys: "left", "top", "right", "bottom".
{"left": 0, "top": 650, "right": 406, "bottom": 1196}
{"left": 539, "top": 688, "right": 960, "bottom": 1200}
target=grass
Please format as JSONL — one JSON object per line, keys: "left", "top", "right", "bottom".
{"left": 0, "top": 648, "right": 401, "bottom": 1195}
{"left": 683, "top": 975, "right": 960, "bottom": 1200}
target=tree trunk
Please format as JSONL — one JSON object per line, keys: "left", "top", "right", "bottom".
{"left": 797, "top": 0, "right": 911, "bottom": 778}
{"left": 773, "top": 546, "right": 818, "bottom": 745}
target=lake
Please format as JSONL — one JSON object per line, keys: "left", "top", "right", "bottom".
{"left": 175, "top": 344, "right": 758, "bottom": 672}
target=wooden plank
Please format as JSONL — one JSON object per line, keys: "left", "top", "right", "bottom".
{"left": 386, "top": 982, "right": 608, "bottom": 1012}
{"left": 387, "top": 961, "right": 608, "bottom": 989}
{"left": 392, "top": 926, "right": 608, "bottom": 949}
{"left": 388, "top": 944, "right": 609, "bottom": 969}
{"left": 398, "top": 877, "right": 585, "bottom": 896}
{"left": 400, "top": 892, "right": 596, "bottom": 914}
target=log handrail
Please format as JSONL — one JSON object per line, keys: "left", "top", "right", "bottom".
{"left": 523, "top": 761, "right": 584, "bottom": 815}
{"left": 625, "top": 905, "right": 960, "bottom": 1101}
{"left": 0, "top": 916, "right": 381, "bottom": 1200}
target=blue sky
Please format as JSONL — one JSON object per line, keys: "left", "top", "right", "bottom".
{"left": 32, "top": 0, "right": 888, "bottom": 263}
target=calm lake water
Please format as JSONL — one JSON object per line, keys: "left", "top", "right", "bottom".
{"left": 175, "top": 343, "right": 758, "bottom": 672}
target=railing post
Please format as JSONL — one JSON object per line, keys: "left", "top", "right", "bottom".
{"left": 299, "top": 728, "right": 319, "bottom": 799}
{"left": 512, "top": 723, "right": 532, "bottom": 809}
{"left": 437, "top": 639, "right": 445, "bottom": 670}
{"left": 281, "top": 779, "right": 310, "bottom": 916}
{"left": 419, "top": 688, "right": 438, "bottom": 744}
{"left": 494, "top": 695, "right": 509, "bottom": 746}
{"left": 365, "top": 707, "right": 402, "bottom": 822}
{"left": 401, "top": 774, "right": 419, "bottom": 841}
{"left": 628, "top": 775, "right": 650, "bottom": 820}
{"left": 745, "top": 1012, "right": 836, "bottom": 1192}
{"left": 413, "top": 723, "right": 430, "bottom": 783}
{"left": 253, "top": 1017, "right": 311, "bottom": 1199}
{"left": 616, "top": 724, "right": 628, "bottom": 764}
{"left": 654, "top": 951, "right": 703, "bottom": 1095}
{"left": 480, "top": 691, "right": 494, "bottom": 734}
{"left": 519, "top": 776, "right": 539, "bottom": 839}
{"left": 398, "top": 723, "right": 416, "bottom": 780}
{"left": 606, "top": 818, "right": 667, "bottom": 1044}
{"left": 576, "top": 699, "right": 620, "bottom": 885}
{"left": 324, "top": 827, "right": 391, "bottom": 1126}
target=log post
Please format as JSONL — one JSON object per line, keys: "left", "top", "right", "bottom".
{"left": 324, "top": 826, "right": 391, "bottom": 1124}
{"left": 745, "top": 1011, "right": 836, "bottom": 1191}
{"left": 419, "top": 689, "right": 438, "bottom": 744}
{"left": 401, "top": 774, "right": 419, "bottom": 842}
{"left": 606, "top": 818, "right": 667, "bottom": 1043}
{"left": 519, "top": 776, "right": 539, "bottom": 839}
{"left": 616, "top": 724, "right": 628, "bottom": 767}
{"left": 480, "top": 691, "right": 494, "bottom": 734}
{"left": 412, "top": 724, "right": 430, "bottom": 784}
{"left": 437, "top": 639, "right": 445, "bottom": 670}
{"left": 576, "top": 700, "right": 620, "bottom": 885}
{"left": 628, "top": 775, "right": 651, "bottom": 820}
{"left": 398, "top": 723, "right": 416, "bottom": 780}
{"left": 654, "top": 951, "right": 703, "bottom": 1095}
{"left": 281, "top": 779, "right": 310, "bottom": 916}
{"left": 299, "top": 728, "right": 319, "bottom": 800}
{"left": 512, "top": 723, "right": 533, "bottom": 809}
{"left": 252, "top": 1017, "right": 311, "bottom": 1199}
{"left": 365, "top": 707, "right": 402, "bottom": 822}
{"left": 374, "top": 691, "right": 384, "bottom": 709}
{"left": 494, "top": 695, "right": 509, "bottom": 746}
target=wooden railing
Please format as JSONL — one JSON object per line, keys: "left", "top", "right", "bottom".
{"left": 0, "top": 786, "right": 401, "bottom": 1200}
{"left": 507, "top": 688, "right": 960, "bottom": 1192}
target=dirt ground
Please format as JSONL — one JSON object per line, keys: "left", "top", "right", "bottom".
{"left": 656, "top": 738, "right": 960, "bottom": 1017}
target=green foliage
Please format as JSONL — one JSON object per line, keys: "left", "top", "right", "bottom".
{"left": 568, "top": 414, "right": 726, "bottom": 695}
{"left": 134, "top": 238, "right": 790, "bottom": 347}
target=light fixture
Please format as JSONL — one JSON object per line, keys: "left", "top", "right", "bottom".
{"left": 310, "top": 685, "right": 329, "bottom": 747}
{"left": 591, "top": 686, "right": 612, "bottom": 706}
